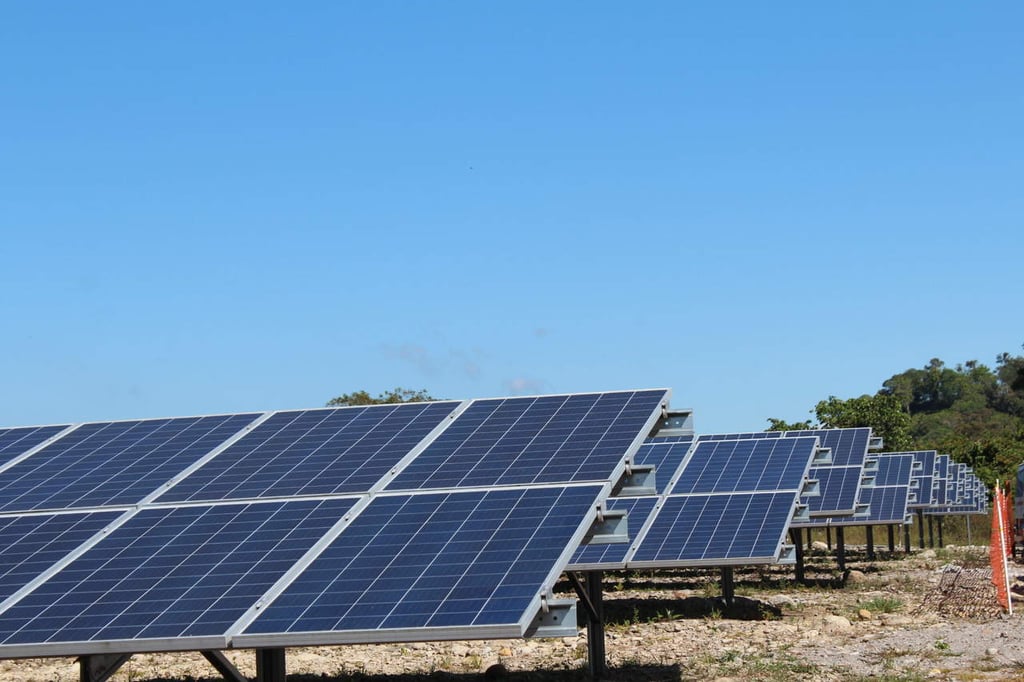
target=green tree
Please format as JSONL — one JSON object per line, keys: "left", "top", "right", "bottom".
{"left": 814, "top": 393, "right": 912, "bottom": 451}
{"left": 326, "top": 387, "right": 437, "bottom": 407}
{"left": 765, "top": 417, "right": 813, "bottom": 431}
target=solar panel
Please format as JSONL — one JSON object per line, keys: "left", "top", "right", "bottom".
{"left": 0, "top": 414, "right": 260, "bottom": 514}
{"left": 568, "top": 435, "right": 817, "bottom": 570}
{"left": 234, "top": 485, "right": 604, "bottom": 644}
{"left": 0, "top": 511, "right": 122, "bottom": 604}
{"left": 792, "top": 465, "right": 863, "bottom": 518}
{"left": 569, "top": 497, "right": 658, "bottom": 569}
{"left": 669, "top": 438, "right": 817, "bottom": 495}
{"left": 632, "top": 441, "right": 692, "bottom": 494}
{"left": 158, "top": 402, "right": 459, "bottom": 503}
{"left": 628, "top": 492, "right": 799, "bottom": 566}
{"left": 895, "top": 450, "right": 936, "bottom": 508}
{"left": 0, "top": 389, "right": 670, "bottom": 660}
{"left": 386, "top": 390, "right": 667, "bottom": 490}
{"left": 697, "top": 428, "right": 872, "bottom": 518}
{"left": 0, "top": 498, "right": 356, "bottom": 656}
{"left": 820, "top": 453, "right": 915, "bottom": 526}
{"left": 0, "top": 425, "right": 72, "bottom": 468}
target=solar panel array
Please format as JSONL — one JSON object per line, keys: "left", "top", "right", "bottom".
{"left": 0, "top": 389, "right": 669, "bottom": 658}
{"left": 570, "top": 436, "right": 819, "bottom": 569}
{"left": 821, "top": 453, "right": 916, "bottom": 527}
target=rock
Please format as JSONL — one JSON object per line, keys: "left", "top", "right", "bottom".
{"left": 921, "top": 549, "right": 937, "bottom": 559}
{"left": 767, "top": 594, "right": 796, "bottom": 607}
{"left": 986, "top": 647, "right": 999, "bottom": 656}
{"left": 498, "top": 647, "right": 512, "bottom": 657}
{"left": 857, "top": 609, "right": 872, "bottom": 620}
{"left": 811, "top": 541, "right": 829, "bottom": 551}
{"left": 847, "top": 570, "right": 867, "bottom": 583}
{"left": 450, "top": 644, "right": 470, "bottom": 656}
{"left": 880, "top": 615, "right": 913, "bottom": 627}
{"left": 820, "top": 615, "right": 852, "bottom": 633}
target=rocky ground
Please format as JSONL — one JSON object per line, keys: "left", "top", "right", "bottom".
{"left": 3, "top": 545, "right": 1023, "bottom": 682}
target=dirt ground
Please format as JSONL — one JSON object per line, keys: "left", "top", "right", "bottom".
{"left": 2, "top": 544, "right": 1023, "bottom": 682}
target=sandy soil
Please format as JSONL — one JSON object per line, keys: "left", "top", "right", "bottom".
{"left": 2, "top": 545, "right": 1022, "bottom": 681}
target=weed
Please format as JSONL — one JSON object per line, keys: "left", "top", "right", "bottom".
{"left": 860, "top": 595, "right": 904, "bottom": 613}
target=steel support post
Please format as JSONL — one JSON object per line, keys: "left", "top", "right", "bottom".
{"left": 791, "top": 528, "right": 805, "bottom": 583}
{"left": 927, "top": 516, "right": 934, "bottom": 548}
{"left": 721, "top": 566, "right": 735, "bottom": 606}
{"left": 903, "top": 524, "right": 912, "bottom": 553}
{"left": 826, "top": 526, "right": 832, "bottom": 550}
{"left": 201, "top": 651, "right": 248, "bottom": 682}
{"left": 865, "top": 525, "right": 875, "bottom": 561}
{"left": 836, "top": 526, "right": 846, "bottom": 572}
{"left": 887, "top": 525, "right": 896, "bottom": 554}
{"left": 79, "top": 654, "right": 131, "bottom": 682}
{"left": 917, "top": 510, "right": 925, "bottom": 549}
{"left": 256, "top": 648, "right": 286, "bottom": 682}
{"left": 938, "top": 517, "right": 944, "bottom": 547}
{"left": 586, "top": 570, "right": 606, "bottom": 681}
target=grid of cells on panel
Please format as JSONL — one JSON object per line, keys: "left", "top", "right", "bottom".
{"left": 801, "top": 466, "right": 862, "bottom": 514}
{"left": 670, "top": 437, "right": 816, "bottom": 495}
{"left": 385, "top": 390, "right": 666, "bottom": 490}
{"left": 0, "top": 498, "right": 355, "bottom": 646}
{"left": 0, "top": 426, "right": 70, "bottom": 467}
{"left": 0, "top": 511, "right": 122, "bottom": 603}
{"left": 785, "top": 428, "right": 870, "bottom": 467}
{"left": 0, "top": 414, "right": 259, "bottom": 514}
{"left": 159, "top": 402, "right": 459, "bottom": 503}
{"left": 632, "top": 441, "right": 693, "bottom": 493}
{"left": 871, "top": 454, "right": 915, "bottom": 487}
{"left": 244, "top": 485, "right": 603, "bottom": 635}
{"left": 856, "top": 487, "right": 911, "bottom": 524}
{"left": 569, "top": 497, "right": 658, "bottom": 568}
{"left": 906, "top": 451, "right": 937, "bottom": 508}
{"left": 696, "top": 432, "right": 784, "bottom": 442}
{"left": 630, "top": 493, "right": 795, "bottom": 563}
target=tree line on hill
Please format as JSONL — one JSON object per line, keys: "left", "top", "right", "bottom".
{"left": 768, "top": 347, "right": 1024, "bottom": 488}
{"left": 327, "top": 348, "right": 1024, "bottom": 489}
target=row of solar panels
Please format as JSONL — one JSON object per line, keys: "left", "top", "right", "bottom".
{"left": 0, "top": 390, "right": 989, "bottom": 662}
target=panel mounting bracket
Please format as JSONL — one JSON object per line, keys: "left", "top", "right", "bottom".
{"left": 812, "top": 447, "right": 833, "bottom": 465}
{"left": 854, "top": 503, "right": 871, "bottom": 517}
{"left": 524, "top": 598, "right": 578, "bottom": 638}
{"left": 801, "top": 478, "right": 820, "bottom": 497}
{"left": 868, "top": 436, "right": 884, "bottom": 451}
{"left": 792, "top": 503, "right": 810, "bottom": 522}
{"left": 648, "top": 409, "right": 694, "bottom": 438}
{"left": 612, "top": 464, "right": 656, "bottom": 497}
{"left": 578, "top": 507, "right": 629, "bottom": 546}
{"left": 777, "top": 544, "right": 797, "bottom": 563}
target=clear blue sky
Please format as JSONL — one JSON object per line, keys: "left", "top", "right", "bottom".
{"left": 2, "top": 3, "right": 1021, "bottom": 432}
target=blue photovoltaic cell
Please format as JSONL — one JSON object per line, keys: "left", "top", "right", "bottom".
{"left": 385, "top": 391, "right": 666, "bottom": 490}
{"left": 630, "top": 493, "right": 795, "bottom": 563}
{"left": 569, "top": 497, "right": 658, "bottom": 567}
{"left": 0, "top": 426, "right": 70, "bottom": 467}
{"left": 800, "top": 466, "right": 862, "bottom": 515}
{"left": 0, "top": 498, "right": 354, "bottom": 647}
{"left": 244, "top": 485, "right": 603, "bottom": 635}
{"left": 934, "top": 455, "right": 950, "bottom": 506}
{"left": 0, "top": 511, "right": 121, "bottom": 602}
{"left": 645, "top": 434, "right": 696, "bottom": 443}
{"left": 670, "top": 437, "right": 816, "bottom": 495}
{"left": 632, "top": 442, "right": 692, "bottom": 493}
{"left": 872, "top": 454, "right": 916, "bottom": 488}
{"left": 897, "top": 451, "right": 936, "bottom": 508}
{"left": 851, "top": 486, "right": 911, "bottom": 524}
{"left": 697, "top": 432, "right": 784, "bottom": 441}
{"left": 160, "top": 402, "right": 459, "bottom": 503}
{"left": 784, "top": 428, "right": 871, "bottom": 467}
{"left": 0, "top": 414, "right": 259, "bottom": 514}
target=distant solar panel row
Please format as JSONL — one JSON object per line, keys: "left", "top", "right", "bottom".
{"left": 820, "top": 453, "right": 915, "bottom": 527}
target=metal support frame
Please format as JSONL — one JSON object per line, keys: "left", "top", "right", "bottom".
{"left": 202, "top": 651, "right": 248, "bottom": 682}
{"left": 256, "top": 648, "right": 286, "bottom": 682}
{"left": 917, "top": 510, "right": 925, "bottom": 549}
{"left": 865, "top": 525, "right": 875, "bottom": 561}
{"left": 791, "top": 528, "right": 805, "bottom": 583}
{"left": 721, "top": 566, "right": 735, "bottom": 606}
{"left": 79, "top": 654, "right": 131, "bottom": 682}
{"left": 887, "top": 525, "right": 896, "bottom": 554}
{"left": 835, "top": 526, "right": 846, "bottom": 572}
{"left": 937, "top": 517, "right": 944, "bottom": 547}
{"left": 586, "top": 571, "right": 606, "bottom": 680}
